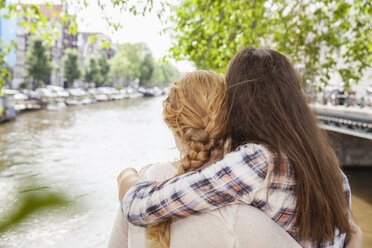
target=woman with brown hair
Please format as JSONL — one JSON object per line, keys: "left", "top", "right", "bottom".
{"left": 117, "top": 48, "right": 362, "bottom": 247}
{"left": 109, "top": 70, "right": 301, "bottom": 248}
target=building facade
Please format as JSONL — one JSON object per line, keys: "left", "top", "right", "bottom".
{"left": 0, "top": 7, "right": 17, "bottom": 88}
{"left": 6, "top": 3, "right": 115, "bottom": 89}
{"left": 77, "top": 32, "right": 115, "bottom": 66}
{"left": 12, "top": 4, "right": 78, "bottom": 89}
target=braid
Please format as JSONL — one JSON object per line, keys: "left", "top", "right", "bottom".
{"left": 146, "top": 129, "right": 224, "bottom": 248}
{"left": 146, "top": 221, "right": 170, "bottom": 248}
{"left": 146, "top": 71, "right": 228, "bottom": 248}
{"left": 180, "top": 128, "right": 217, "bottom": 173}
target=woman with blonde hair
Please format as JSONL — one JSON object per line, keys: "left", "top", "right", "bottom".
{"left": 108, "top": 70, "right": 301, "bottom": 247}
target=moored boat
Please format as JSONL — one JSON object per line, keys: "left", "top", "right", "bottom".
{"left": 46, "top": 101, "right": 66, "bottom": 111}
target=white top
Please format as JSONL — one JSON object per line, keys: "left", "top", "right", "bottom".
{"left": 108, "top": 162, "right": 301, "bottom": 248}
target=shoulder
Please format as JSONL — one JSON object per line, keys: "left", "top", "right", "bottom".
{"left": 138, "top": 162, "right": 178, "bottom": 182}
{"left": 238, "top": 143, "right": 272, "bottom": 160}
{"left": 226, "top": 143, "right": 272, "bottom": 162}
{"left": 340, "top": 170, "right": 351, "bottom": 210}
{"left": 228, "top": 143, "right": 272, "bottom": 178}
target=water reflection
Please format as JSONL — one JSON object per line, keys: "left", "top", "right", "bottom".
{"left": 0, "top": 97, "right": 178, "bottom": 247}
{"left": 343, "top": 167, "right": 372, "bottom": 247}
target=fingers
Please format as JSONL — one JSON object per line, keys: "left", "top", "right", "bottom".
{"left": 117, "top": 168, "right": 141, "bottom": 202}
{"left": 347, "top": 218, "right": 363, "bottom": 248}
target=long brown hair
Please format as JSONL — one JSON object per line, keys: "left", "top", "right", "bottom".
{"left": 147, "top": 70, "right": 228, "bottom": 248}
{"left": 225, "top": 47, "right": 351, "bottom": 243}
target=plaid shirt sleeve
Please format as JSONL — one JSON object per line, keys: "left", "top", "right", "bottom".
{"left": 341, "top": 170, "right": 352, "bottom": 220}
{"left": 121, "top": 143, "right": 270, "bottom": 227}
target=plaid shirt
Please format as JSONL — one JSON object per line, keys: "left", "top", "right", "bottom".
{"left": 122, "top": 143, "right": 351, "bottom": 248}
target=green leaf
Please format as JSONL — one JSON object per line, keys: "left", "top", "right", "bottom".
{"left": 61, "top": 13, "right": 69, "bottom": 27}
{"left": 88, "top": 35, "right": 98, "bottom": 43}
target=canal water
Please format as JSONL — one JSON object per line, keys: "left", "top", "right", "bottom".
{"left": 0, "top": 97, "right": 371, "bottom": 247}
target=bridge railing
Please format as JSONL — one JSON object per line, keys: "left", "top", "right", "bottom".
{"left": 305, "top": 91, "right": 372, "bottom": 109}
{"left": 313, "top": 107, "right": 372, "bottom": 140}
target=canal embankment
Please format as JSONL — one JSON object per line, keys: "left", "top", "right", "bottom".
{"left": 0, "top": 86, "right": 165, "bottom": 125}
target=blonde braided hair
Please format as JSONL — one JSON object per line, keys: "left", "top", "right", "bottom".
{"left": 146, "top": 70, "right": 229, "bottom": 248}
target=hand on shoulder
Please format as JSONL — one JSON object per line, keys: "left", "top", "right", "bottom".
{"left": 117, "top": 168, "right": 142, "bottom": 201}
{"left": 346, "top": 219, "right": 363, "bottom": 248}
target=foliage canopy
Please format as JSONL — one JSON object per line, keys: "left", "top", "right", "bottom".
{"left": 110, "top": 42, "right": 179, "bottom": 86}
{"left": 168, "top": 0, "right": 372, "bottom": 89}
{"left": 139, "top": 46, "right": 155, "bottom": 86}
{"left": 1, "top": 0, "right": 371, "bottom": 91}
{"left": 151, "top": 63, "right": 180, "bottom": 86}
{"left": 97, "top": 53, "right": 110, "bottom": 86}
{"left": 25, "top": 37, "right": 52, "bottom": 88}
{"left": 84, "top": 56, "right": 102, "bottom": 86}
{"left": 63, "top": 48, "right": 81, "bottom": 85}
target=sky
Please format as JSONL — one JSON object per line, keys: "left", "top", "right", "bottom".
{"left": 19, "top": 0, "right": 195, "bottom": 72}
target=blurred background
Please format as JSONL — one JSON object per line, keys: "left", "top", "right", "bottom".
{"left": 0, "top": 0, "right": 371, "bottom": 247}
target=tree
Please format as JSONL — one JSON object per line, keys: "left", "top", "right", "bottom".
{"left": 0, "top": 1, "right": 157, "bottom": 92}
{"left": 109, "top": 52, "right": 129, "bottom": 85}
{"left": 1, "top": 0, "right": 166, "bottom": 92}
{"left": 139, "top": 46, "right": 154, "bottom": 86}
{"left": 110, "top": 43, "right": 155, "bottom": 86}
{"left": 6, "top": 0, "right": 370, "bottom": 91}
{"left": 97, "top": 52, "right": 110, "bottom": 85}
{"left": 0, "top": 2, "right": 79, "bottom": 92}
{"left": 84, "top": 54, "right": 110, "bottom": 87}
{"left": 160, "top": 63, "right": 180, "bottom": 85}
{"left": 84, "top": 56, "right": 102, "bottom": 86}
{"left": 151, "top": 63, "right": 180, "bottom": 85}
{"left": 0, "top": 0, "right": 157, "bottom": 228}
{"left": 25, "top": 37, "right": 52, "bottom": 89}
{"left": 150, "top": 63, "right": 165, "bottom": 85}
{"left": 0, "top": 47, "right": 12, "bottom": 93}
{"left": 168, "top": 0, "right": 372, "bottom": 89}
{"left": 63, "top": 48, "right": 81, "bottom": 87}
{"left": 119, "top": 43, "right": 143, "bottom": 80}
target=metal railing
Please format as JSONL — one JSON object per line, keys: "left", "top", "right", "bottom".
{"left": 315, "top": 110, "right": 372, "bottom": 140}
